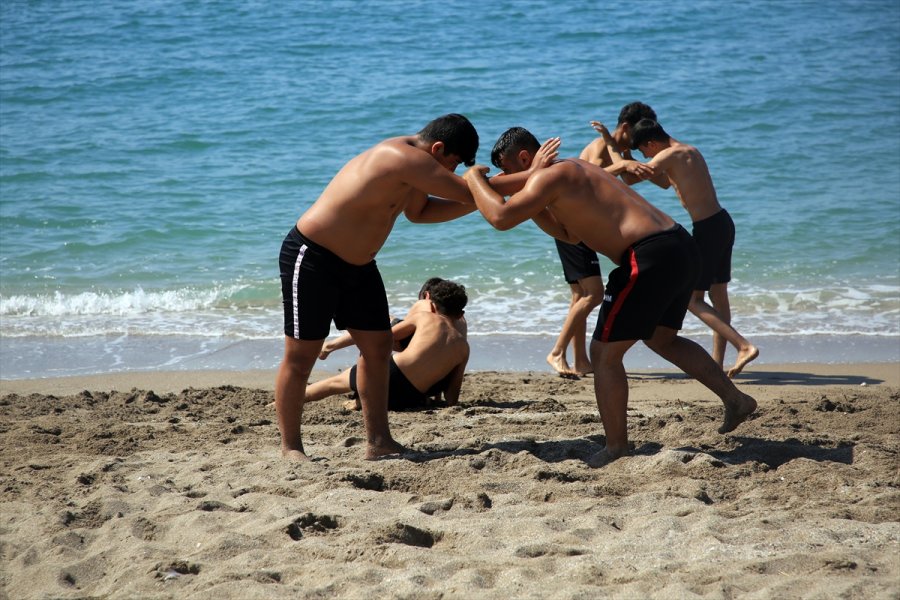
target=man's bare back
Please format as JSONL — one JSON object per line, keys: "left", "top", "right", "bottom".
{"left": 497, "top": 158, "right": 676, "bottom": 263}
{"left": 642, "top": 141, "right": 722, "bottom": 222}
{"left": 393, "top": 309, "right": 468, "bottom": 395}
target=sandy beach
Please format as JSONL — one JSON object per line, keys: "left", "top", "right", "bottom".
{"left": 2, "top": 362, "right": 898, "bottom": 599}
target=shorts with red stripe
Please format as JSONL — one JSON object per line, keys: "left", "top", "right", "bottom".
{"left": 593, "top": 224, "right": 700, "bottom": 343}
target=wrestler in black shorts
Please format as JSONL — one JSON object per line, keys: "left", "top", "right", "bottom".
{"left": 279, "top": 226, "right": 390, "bottom": 340}
{"left": 691, "top": 208, "right": 735, "bottom": 292}
{"left": 555, "top": 240, "right": 602, "bottom": 283}
{"left": 594, "top": 224, "right": 700, "bottom": 343}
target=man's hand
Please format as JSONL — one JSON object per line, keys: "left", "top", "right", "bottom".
{"left": 463, "top": 165, "right": 490, "bottom": 183}
{"left": 590, "top": 121, "right": 611, "bottom": 137}
{"left": 531, "top": 137, "right": 561, "bottom": 171}
{"left": 620, "top": 160, "right": 654, "bottom": 179}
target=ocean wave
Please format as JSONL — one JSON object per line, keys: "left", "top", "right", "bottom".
{"left": 1, "top": 281, "right": 897, "bottom": 340}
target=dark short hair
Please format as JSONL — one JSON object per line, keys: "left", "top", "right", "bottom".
{"left": 418, "top": 114, "right": 479, "bottom": 167}
{"left": 630, "top": 118, "right": 670, "bottom": 150}
{"left": 490, "top": 127, "right": 540, "bottom": 169}
{"left": 429, "top": 280, "right": 467, "bottom": 317}
{"left": 418, "top": 277, "right": 445, "bottom": 300}
{"left": 617, "top": 102, "right": 657, "bottom": 127}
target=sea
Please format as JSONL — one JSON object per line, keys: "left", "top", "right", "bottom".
{"left": 2, "top": 0, "right": 899, "bottom": 379}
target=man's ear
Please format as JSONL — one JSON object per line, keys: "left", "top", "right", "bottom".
{"left": 518, "top": 149, "right": 532, "bottom": 169}
{"left": 430, "top": 141, "right": 446, "bottom": 157}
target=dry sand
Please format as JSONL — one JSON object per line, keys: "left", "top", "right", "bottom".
{"left": 2, "top": 363, "right": 898, "bottom": 599}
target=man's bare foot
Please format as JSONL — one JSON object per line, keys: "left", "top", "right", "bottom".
{"left": 574, "top": 361, "right": 593, "bottom": 376}
{"left": 365, "top": 439, "right": 407, "bottom": 460}
{"left": 547, "top": 352, "right": 579, "bottom": 378}
{"left": 586, "top": 446, "right": 629, "bottom": 468}
{"left": 341, "top": 399, "right": 362, "bottom": 411}
{"left": 718, "top": 392, "right": 758, "bottom": 434}
{"left": 727, "top": 345, "right": 759, "bottom": 378}
{"left": 282, "top": 448, "right": 311, "bottom": 463}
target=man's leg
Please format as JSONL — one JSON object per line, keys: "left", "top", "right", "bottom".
{"left": 688, "top": 289, "right": 758, "bottom": 377}
{"left": 572, "top": 275, "right": 604, "bottom": 375}
{"left": 304, "top": 369, "right": 353, "bottom": 403}
{"left": 590, "top": 338, "right": 637, "bottom": 464}
{"left": 708, "top": 283, "right": 758, "bottom": 377}
{"left": 348, "top": 328, "right": 405, "bottom": 459}
{"left": 547, "top": 282, "right": 581, "bottom": 377}
{"left": 643, "top": 326, "right": 757, "bottom": 433}
{"left": 275, "top": 335, "right": 326, "bottom": 462}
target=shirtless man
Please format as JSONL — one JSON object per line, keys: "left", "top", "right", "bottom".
{"left": 593, "top": 117, "right": 759, "bottom": 377}
{"left": 318, "top": 277, "right": 466, "bottom": 358}
{"left": 580, "top": 101, "right": 662, "bottom": 186}
{"left": 276, "top": 114, "right": 480, "bottom": 462}
{"left": 304, "top": 280, "right": 470, "bottom": 411}
{"left": 464, "top": 127, "right": 757, "bottom": 465}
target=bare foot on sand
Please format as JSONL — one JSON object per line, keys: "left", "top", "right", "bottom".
{"left": 718, "top": 392, "right": 758, "bottom": 434}
{"left": 547, "top": 353, "right": 579, "bottom": 378}
{"left": 574, "top": 361, "right": 593, "bottom": 376}
{"left": 586, "top": 446, "right": 629, "bottom": 468}
{"left": 282, "top": 448, "right": 311, "bottom": 463}
{"left": 341, "top": 399, "right": 361, "bottom": 411}
{"left": 365, "top": 439, "right": 408, "bottom": 461}
{"left": 727, "top": 345, "right": 759, "bottom": 378}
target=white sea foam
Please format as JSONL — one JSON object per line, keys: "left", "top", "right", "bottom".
{"left": 1, "top": 281, "right": 897, "bottom": 340}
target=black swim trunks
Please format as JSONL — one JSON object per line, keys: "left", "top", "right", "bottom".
{"left": 555, "top": 240, "right": 602, "bottom": 283}
{"left": 348, "top": 357, "right": 427, "bottom": 411}
{"left": 594, "top": 224, "right": 700, "bottom": 343}
{"left": 279, "top": 226, "right": 390, "bottom": 340}
{"left": 691, "top": 208, "right": 735, "bottom": 291}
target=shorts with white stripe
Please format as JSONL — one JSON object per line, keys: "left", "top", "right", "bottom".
{"left": 279, "top": 226, "right": 390, "bottom": 340}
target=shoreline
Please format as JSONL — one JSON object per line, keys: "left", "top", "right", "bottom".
{"left": 1, "top": 332, "right": 897, "bottom": 382}
{"left": 2, "top": 361, "right": 897, "bottom": 396}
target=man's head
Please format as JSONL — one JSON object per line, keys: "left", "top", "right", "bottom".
{"left": 490, "top": 127, "right": 540, "bottom": 174}
{"left": 418, "top": 114, "right": 479, "bottom": 170}
{"left": 614, "top": 102, "right": 658, "bottom": 148}
{"left": 429, "top": 280, "right": 467, "bottom": 318}
{"left": 630, "top": 118, "right": 671, "bottom": 157}
{"left": 418, "top": 277, "right": 445, "bottom": 300}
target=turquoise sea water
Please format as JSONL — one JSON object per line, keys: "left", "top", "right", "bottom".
{"left": 2, "top": 1, "right": 899, "bottom": 377}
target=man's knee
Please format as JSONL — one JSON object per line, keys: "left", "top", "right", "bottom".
{"left": 590, "top": 339, "right": 630, "bottom": 366}
{"left": 644, "top": 327, "right": 678, "bottom": 353}
{"left": 353, "top": 331, "right": 394, "bottom": 361}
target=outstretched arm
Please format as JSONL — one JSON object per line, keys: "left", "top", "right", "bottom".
{"left": 405, "top": 196, "right": 478, "bottom": 223}
{"left": 590, "top": 121, "right": 671, "bottom": 189}
{"left": 589, "top": 121, "right": 654, "bottom": 183}
{"left": 463, "top": 138, "right": 561, "bottom": 230}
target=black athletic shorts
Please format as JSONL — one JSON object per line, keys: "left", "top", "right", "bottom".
{"left": 594, "top": 224, "right": 700, "bottom": 343}
{"left": 349, "top": 357, "right": 427, "bottom": 411}
{"left": 555, "top": 240, "right": 602, "bottom": 284}
{"left": 692, "top": 209, "right": 734, "bottom": 291}
{"left": 279, "top": 226, "right": 390, "bottom": 340}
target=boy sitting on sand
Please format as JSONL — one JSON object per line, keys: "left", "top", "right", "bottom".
{"left": 304, "top": 280, "right": 470, "bottom": 411}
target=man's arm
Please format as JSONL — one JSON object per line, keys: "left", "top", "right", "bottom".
{"left": 486, "top": 136, "right": 562, "bottom": 197}
{"left": 404, "top": 196, "right": 478, "bottom": 223}
{"left": 441, "top": 351, "right": 469, "bottom": 407}
{"left": 464, "top": 166, "right": 557, "bottom": 231}
{"left": 589, "top": 121, "right": 655, "bottom": 184}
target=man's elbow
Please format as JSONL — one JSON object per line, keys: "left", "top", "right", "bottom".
{"left": 484, "top": 214, "right": 517, "bottom": 231}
